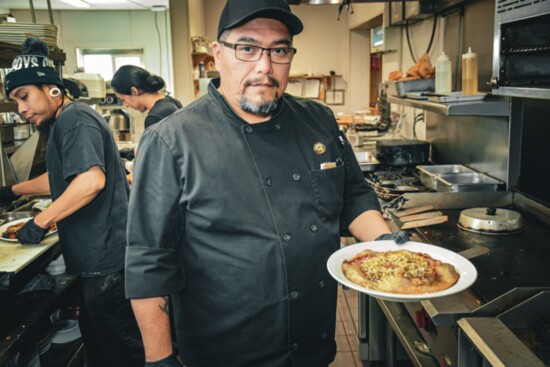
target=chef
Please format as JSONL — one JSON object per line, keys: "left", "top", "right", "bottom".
{"left": 0, "top": 37, "right": 144, "bottom": 366}
{"left": 125, "top": 1, "right": 408, "bottom": 366}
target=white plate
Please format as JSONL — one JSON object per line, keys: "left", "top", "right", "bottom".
{"left": 51, "top": 319, "right": 81, "bottom": 344}
{"left": 327, "top": 240, "right": 477, "bottom": 302}
{"left": 33, "top": 199, "right": 52, "bottom": 211}
{"left": 0, "top": 217, "right": 58, "bottom": 243}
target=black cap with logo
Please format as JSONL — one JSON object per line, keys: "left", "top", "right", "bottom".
{"left": 217, "top": 0, "right": 304, "bottom": 40}
{"left": 4, "top": 37, "right": 64, "bottom": 98}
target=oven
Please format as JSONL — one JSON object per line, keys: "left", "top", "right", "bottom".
{"left": 491, "top": 0, "right": 550, "bottom": 99}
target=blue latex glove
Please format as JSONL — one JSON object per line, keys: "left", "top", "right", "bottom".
{"left": 375, "top": 231, "right": 410, "bottom": 245}
{"left": 16, "top": 219, "right": 48, "bottom": 245}
{"left": 145, "top": 353, "right": 182, "bottom": 367}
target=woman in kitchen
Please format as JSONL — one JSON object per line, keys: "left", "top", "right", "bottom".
{"left": 111, "top": 65, "right": 182, "bottom": 182}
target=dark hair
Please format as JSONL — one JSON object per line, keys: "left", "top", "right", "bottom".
{"left": 111, "top": 65, "right": 165, "bottom": 95}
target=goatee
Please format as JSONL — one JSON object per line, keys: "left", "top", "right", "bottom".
{"left": 36, "top": 115, "right": 55, "bottom": 134}
{"left": 240, "top": 76, "right": 281, "bottom": 116}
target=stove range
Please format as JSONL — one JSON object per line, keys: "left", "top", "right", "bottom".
{"left": 357, "top": 191, "right": 550, "bottom": 367}
{"left": 366, "top": 169, "right": 429, "bottom": 202}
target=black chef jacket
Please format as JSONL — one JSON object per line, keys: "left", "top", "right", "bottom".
{"left": 126, "top": 79, "right": 380, "bottom": 367}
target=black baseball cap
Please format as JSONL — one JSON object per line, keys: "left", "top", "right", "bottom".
{"left": 217, "top": 0, "right": 303, "bottom": 40}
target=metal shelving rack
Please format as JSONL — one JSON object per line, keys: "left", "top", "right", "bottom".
{"left": 387, "top": 96, "right": 510, "bottom": 117}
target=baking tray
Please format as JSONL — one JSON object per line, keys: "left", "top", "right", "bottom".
{"left": 387, "top": 79, "right": 435, "bottom": 97}
{"left": 417, "top": 164, "right": 476, "bottom": 190}
{"left": 434, "top": 172, "right": 502, "bottom": 192}
{"left": 354, "top": 151, "right": 379, "bottom": 172}
{"left": 427, "top": 92, "right": 486, "bottom": 103}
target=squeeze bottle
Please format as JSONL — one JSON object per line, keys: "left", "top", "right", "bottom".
{"left": 462, "top": 47, "right": 478, "bottom": 96}
{"left": 435, "top": 51, "right": 452, "bottom": 94}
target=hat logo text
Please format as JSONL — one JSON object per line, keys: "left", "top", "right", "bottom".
{"left": 10, "top": 56, "right": 55, "bottom": 72}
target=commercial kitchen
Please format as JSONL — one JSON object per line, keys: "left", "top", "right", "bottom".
{"left": 0, "top": 0, "right": 549, "bottom": 366}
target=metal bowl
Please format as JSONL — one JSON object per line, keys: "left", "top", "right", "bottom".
{"left": 0, "top": 211, "right": 36, "bottom": 226}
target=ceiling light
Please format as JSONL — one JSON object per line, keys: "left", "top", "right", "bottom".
{"left": 151, "top": 5, "right": 167, "bottom": 11}
{"left": 308, "top": 0, "right": 340, "bottom": 4}
{"left": 86, "top": 0, "right": 127, "bottom": 3}
{"left": 60, "top": 0, "right": 91, "bottom": 8}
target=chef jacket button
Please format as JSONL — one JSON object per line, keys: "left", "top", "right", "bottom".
{"left": 265, "top": 178, "right": 272, "bottom": 186}
{"left": 275, "top": 123, "right": 281, "bottom": 130}
{"left": 321, "top": 332, "right": 327, "bottom": 340}
{"left": 283, "top": 233, "right": 291, "bottom": 242}
{"left": 292, "top": 174, "right": 301, "bottom": 181}
{"left": 290, "top": 291, "right": 299, "bottom": 300}
{"left": 310, "top": 224, "right": 318, "bottom": 232}
{"left": 291, "top": 342, "right": 299, "bottom": 351}
{"left": 318, "top": 281, "right": 325, "bottom": 288}
{"left": 245, "top": 126, "right": 253, "bottom": 133}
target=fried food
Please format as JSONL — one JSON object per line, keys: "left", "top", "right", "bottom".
{"left": 342, "top": 249, "right": 460, "bottom": 294}
{"left": 388, "top": 53, "right": 435, "bottom": 81}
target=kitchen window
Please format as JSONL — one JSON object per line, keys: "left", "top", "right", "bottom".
{"left": 76, "top": 48, "right": 144, "bottom": 80}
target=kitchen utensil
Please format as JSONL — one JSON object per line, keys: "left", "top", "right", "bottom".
{"left": 13, "top": 124, "right": 31, "bottom": 140}
{"left": 458, "top": 207, "right": 524, "bottom": 234}
{"left": 387, "top": 78, "right": 435, "bottom": 97}
{"left": 354, "top": 151, "right": 379, "bottom": 172}
{"left": 108, "top": 110, "right": 130, "bottom": 131}
{"left": 0, "top": 211, "right": 36, "bottom": 225}
{"left": 376, "top": 139, "right": 430, "bottom": 166}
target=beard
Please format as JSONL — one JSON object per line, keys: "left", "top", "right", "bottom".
{"left": 239, "top": 77, "right": 281, "bottom": 116}
{"left": 36, "top": 115, "right": 55, "bottom": 134}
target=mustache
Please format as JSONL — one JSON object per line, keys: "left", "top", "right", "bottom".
{"left": 244, "top": 77, "right": 280, "bottom": 89}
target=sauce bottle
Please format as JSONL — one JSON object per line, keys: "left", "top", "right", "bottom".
{"left": 435, "top": 51, "right": 452, "bottom": 94}
{"left": 462, "top": 47, "right": 478, "bottom": 96}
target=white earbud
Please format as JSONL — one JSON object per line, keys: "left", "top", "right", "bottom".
{"left": 49, "top": 87, "right": 61, "bottom": 98}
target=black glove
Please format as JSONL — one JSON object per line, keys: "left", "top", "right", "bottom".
{"left": 375, "top": 231, "right": 410, "bottom": 245}
{"left": 145, "top": 353, "right": 182, "bottom": 367}
{"left": 0, "top": 185, "right": 20, "bottom": 206}
{"left": 120, "top": 147, "right": 136, "bottom": 161}
{"left": 16, "top": 219, "right": 49, "bottom": 245}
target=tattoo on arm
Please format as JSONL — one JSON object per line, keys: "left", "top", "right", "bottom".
{"left": 159, "top": 296, "right": 170, "bottom": 316}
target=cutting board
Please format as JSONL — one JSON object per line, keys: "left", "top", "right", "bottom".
{"left": 0, "top": 234, "right": 59, "bottom": 273}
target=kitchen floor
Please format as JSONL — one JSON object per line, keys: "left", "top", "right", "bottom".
{"left": 330, "top": 286, "right": 364, "bottom": 367}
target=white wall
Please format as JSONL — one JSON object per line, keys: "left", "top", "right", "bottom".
{"left": 202, "top": 1, "right": 357, "bottom": 114}
{"left": 10, "top": 9, "right": 175, "bottom": 94}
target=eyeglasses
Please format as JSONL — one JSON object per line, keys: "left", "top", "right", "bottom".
{"left": 220, "top": 41, "right": 297, "bottom": 64}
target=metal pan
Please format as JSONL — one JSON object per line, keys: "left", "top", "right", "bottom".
{"left": 0, "top": 211, "right": 36, "bottom": 226}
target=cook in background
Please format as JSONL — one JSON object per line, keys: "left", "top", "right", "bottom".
{"left": 0, "top": 37, "right": 144, "bottom": 367}
{"left": 111, "top": 65, "right": 183, "bottom": 166}
{"left": 125, "top": 1, "right": 408, "bottom": 366}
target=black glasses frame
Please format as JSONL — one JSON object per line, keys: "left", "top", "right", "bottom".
{"left": 220, "top": 41, "right": 297, "bottom": 64}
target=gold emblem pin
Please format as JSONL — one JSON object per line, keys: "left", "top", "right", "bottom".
{"left": 313, "top": 142, "right": 326, "bottom": 155}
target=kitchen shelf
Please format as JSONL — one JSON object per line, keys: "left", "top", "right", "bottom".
{"left": 0, "top": 46, "right": 66, "bottom": 69}
{"left": 388, "top": 96, "right": 510, "bottom": 117}
{"left": 0, "top": 102, "right": 17, "bottom": 113}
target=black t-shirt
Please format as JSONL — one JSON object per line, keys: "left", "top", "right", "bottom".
{"left": 46, "top": 102, "right": 130, "bottom": 277}
{"left": 144, "top": 96, "right": 183, "bottom": 129}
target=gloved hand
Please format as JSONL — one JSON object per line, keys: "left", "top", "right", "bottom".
{"left": 0, "top": 185, "right": 20, "bottom": 206}
{"left": 375, "top": 231, "right": 410, "bottom": 245}
{"left": 16, "top": 219, "right": 49, "bottom": 245}
{"left": 145, "top": 353, "right": 183, "bottom": 367}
